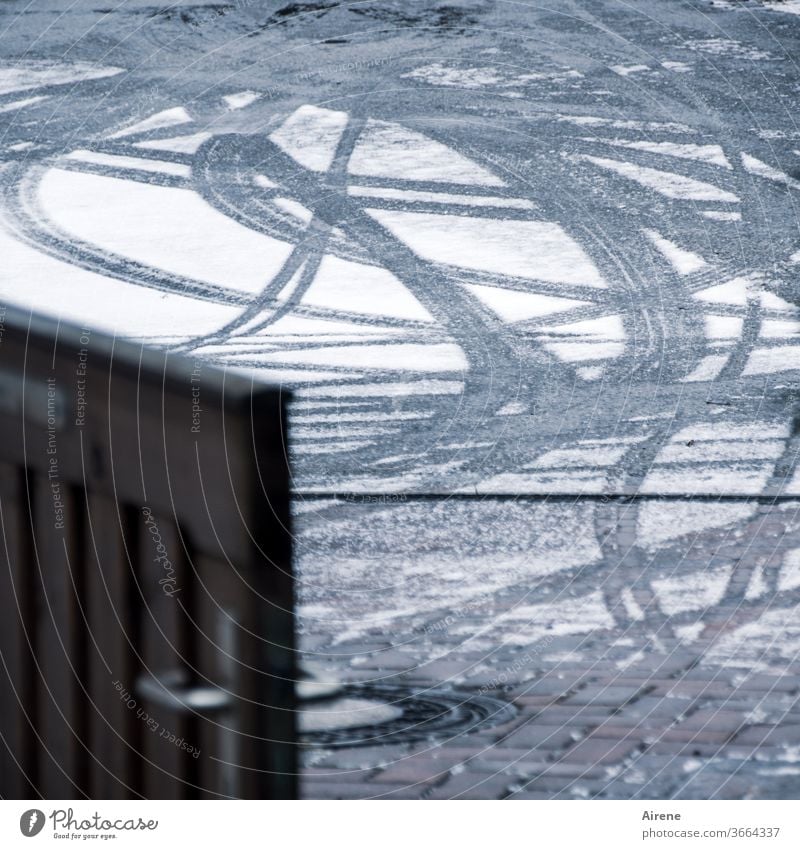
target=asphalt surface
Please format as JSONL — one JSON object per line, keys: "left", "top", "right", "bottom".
{"left": 3, "top": 0, "right": 800, "bottom": 799}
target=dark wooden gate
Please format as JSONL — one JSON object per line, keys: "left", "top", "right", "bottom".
{"left": 0, "top": 306, "right": 295, "bottom": 799}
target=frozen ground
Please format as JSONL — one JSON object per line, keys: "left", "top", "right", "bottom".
{"left": 2, "top": 0, "right": 800, "bottom": 798}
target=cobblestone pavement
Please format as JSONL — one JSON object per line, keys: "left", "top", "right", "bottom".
{"left": 298, "top": 497, "right": 800, "bottom": 799}
{"left": 2, "top": 0, "right": 800, "bottom": 797}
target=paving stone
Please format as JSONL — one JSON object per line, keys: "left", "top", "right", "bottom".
{"left": 425, "top": 772, "right": 513, "bottom": 800}
{"left": 580, "top": 723, "right": 653, "bottom": 742}
{"left": 652, "top": 681, "right": 739, "bottom": 699}
{"left": 559, "top": 738, "right": 641, "bottom": 766}
{"left": 531, "top": 706, "right": 617, "bottom": 726}
{"left": 372, "top": 751, "right": 473, "bottom": 784}
{"left": 564, "top": 684, "right": 647, "bottom": 707}
{"left": 304, "top": 781, "right": 428, "bottom": 800}
{"left": 498, "top": 721, "right": 581, "bottom": 750}
{"left": 679, "top": 709, "right": 748, "bottom": 731}
{"left": 647, "top": 741, "right": 733, "bottom": 757}
{"left": 655, "top": 728, "right": 734, "bottom": 744}
{"left": 733, "top": 724, "right": 800, "bottom": 745}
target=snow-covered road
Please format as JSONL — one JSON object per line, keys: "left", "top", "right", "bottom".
{"left": 3, "top": 0, "right": 800, "bottom": 798}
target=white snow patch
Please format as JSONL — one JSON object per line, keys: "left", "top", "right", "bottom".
{"left": 760, "top": 291, "right": 799, "bottom": 313}
{"left": 577, "top": 365, "right": 605, "bottom": 380}
{"left": 530, "top": 442, "right": 632, "bottom": 469}
{"left": 597, "top": 139, "right": 731, "bottom": 169}
{"left": 743, "top": 347, "right": 800, "bottom": 376}
{"left": 291, "top": 399, "right": 378, "bottom": 410}
{"left": 545, "top": 342, "right": 625, "bottom": 362}
{"left": 746, "top": 565, "right": 768, "bottom": 600}
{"left": 263, "top": 315, "right": 403, "bottom": 339}
{"left": 465, "top": 284, "right": 586, "bottom": 322}
{"left": 292, "top": 411, "right": 432, "bottom": 424}
{"left": 685, "top": 38, "right": 773, "bottom": 61}
{"left": 575, "top": 154, "right": 739, "bottom": 202}
{"left": 223, "top": 90, "right": 261, "bottom": 110}
{"left": 347, "top": 184, "right": 533, "bottom": 210}
{"left": 496, "top": 401, "right": 528, "bottom": 416}
{"left": 675, "top": 623, "right": 705, "bottom": 642}
{"left": 108, "top": 106, "right": 192, "bottom": 139}
{"left": 704, "top": 315, "right": 743, "bottom": 340}
{"left": 274, "top": 197, "right": 314, "bottom": 224}
{"left": 741, "top": 152, "right": 800, "bottom": 189}
{"left": 636, "top": 501, "right": 756, "bottom": 548}
{"left": 621, "top": 588, "right": 645, "bottom": 621}
{"left": 0, "top": 223, "right": 239, "bottom": 339}
{"left": 292, "top": 426, "right": 392, "bottom": 441}
{"left": 766, "top": 1, "right": 800, "bottom": 15}
{"left": 290, "top": 440, "right": 374, "bottom": 455}
{"left": 656, "top": 439, "right": 785, "bottom": 463}
{"left": 760, "top": 319, "right": 800, "bottom": 339}
{"left": 349, "top": 118, "right": 505, "bottom": 186}
{"left": 644, "top": 229, "right": 708, "bottom": 275}
{"left": 641, "top": 467, "right": 774, "bottom": 495}
{"left": 653, "top": 566, "right": 731, "bottom": 615}
{"left": 616, "top": 649, "right": 646, "bottom": 669}
{"left": 704, "top": 603, "right": 800, "bottom": 671}
{"left": 403, "top": 63, "right": 504, "bottom": 88}
{"left": 296, "top": 380, "right": 463, "bottom": 399}
{"left": 253, "top": 174, "right": 278, "bottom": 189}
{"left": 0, "top": 61, "right": 123, "bottom": 96}
{"left": 62, "top": 149, "right": 191, "bottom": 178}
{"left": 610, "top": 64, "right": 650, "bottom": 76}
{"left": 300, "top": 255, "right": 434, "bottom": 322}
{"left": 262, "top": 333, "right": 405, "bottom": 346}
{"left": 38, "top": 169, "right": 293, "bottom": 295}
{"left": 556, "top": 115, "right": 694, "bottom": 134}
{"left": 538, "top": 315, "right": 626, "bottom": 363}
{"left": 367, "top": 209, "right": 606, "bottom": 287}
{"left": 662, "top": 61, "right": 693, "bottom": 73}
{"left": 495, "top": 591, "right": 615, "bottom": 645}
{"left": 674, "top": 423, "right": 790, "bottom": 441}
{"left": 134, "top": 132, "right": 211, "bottom": 154}
{"left": 783, "top": 469, "right": 800, "bottom": 495}
{"left": 680, "top": 354, "right": 729, "bottom": 383}
{"left": 402, "top": 62, "right": 581, "bottom": 90}
{"left": 554, "top": 315, "right": 626, "bottom": 338}
{"left": 694, "top": 277, "right": 750, "bottom": 307}
{"left": 778, "top": 549, "right": 800, "bottom": 592}
{"left": 262, "top": 343, "right": 467, "bottom": 372}
{"left": 234, "top": 368, "right": 359, "bottom": 384}
{"left": 269, "top": 105, "right": 348, "bottom": 172}
{"left": 701, "top": 210, "right": 741, "bottom": 221}
{"left": 299, "top": 697, "right": 402, "bottom": 732}
{"left": 0, "top": 95, "right": 49, "bottom": 113}
{"left": 474, "top": 469, "right": 609, "bottom": 494}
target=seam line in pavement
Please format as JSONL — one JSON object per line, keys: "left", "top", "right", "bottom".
{"left": 291, "top": 492, "right": 800, "bottom": 501}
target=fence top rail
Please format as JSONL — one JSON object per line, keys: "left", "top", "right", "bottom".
{"left": 292, "top": 491, "right": 800, "bottom": 502}
{"left": 0, "top": 304, "right": 292, "bottom": 561}
{"left": 0, "top": 303, "right": 290, "bottom": 407}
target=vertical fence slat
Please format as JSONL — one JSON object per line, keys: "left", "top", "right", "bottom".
{"left": 195, "top": 554, "right": 249, "bottom": 799}
{"left": 138, "top": 515, "right": 192, "bottom": 799}
{"left": 34, "top": 476, "right": 86, "bottom": 798}
{"left": 249, "top": 392, "right": 296, "bottom": 800}
{"left": 0, "top": 463, "right": 34, "bottom": 798}
{"left": 86, "top": 495, "right": 138, "bottom": 799}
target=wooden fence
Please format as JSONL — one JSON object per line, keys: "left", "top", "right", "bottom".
{"left": 0, "top": 306, "right": 295, "bottom": 799}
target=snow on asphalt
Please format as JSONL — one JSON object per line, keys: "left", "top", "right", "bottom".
{"left": 1, "top": 0, "right": 800, "bottom": 682}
